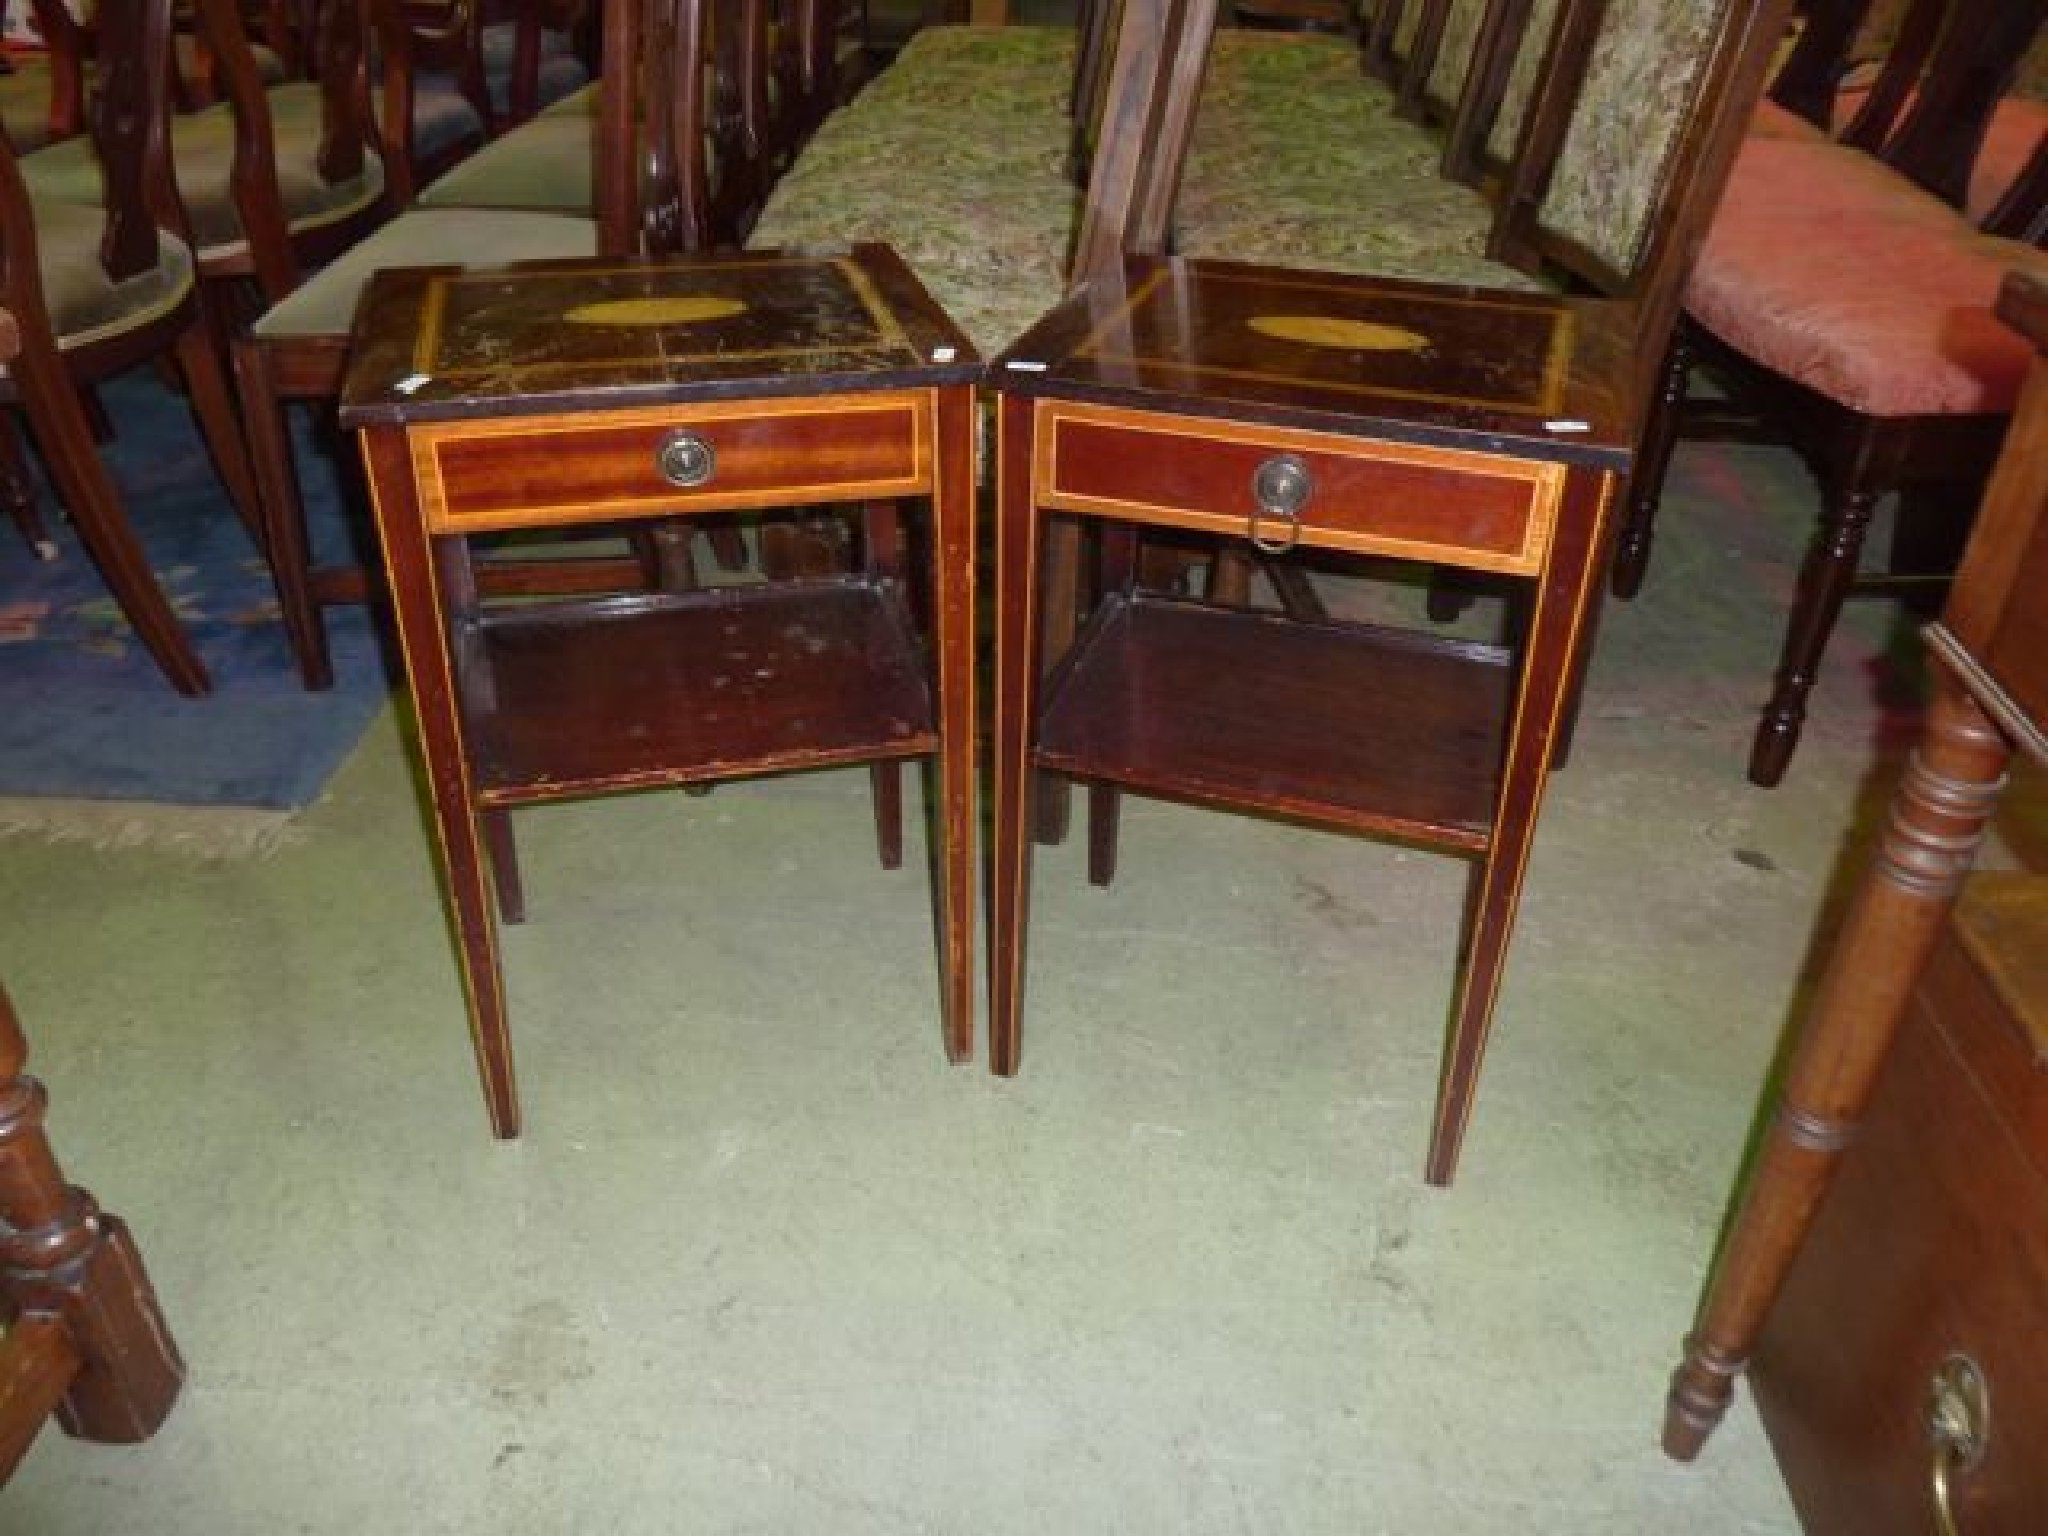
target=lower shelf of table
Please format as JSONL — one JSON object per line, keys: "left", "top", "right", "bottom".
{"left": 462, "top": 578, "right": 937, "bottom": 804}
{"left": 1033, "top": 595, "right": 1511, "bottom": 850}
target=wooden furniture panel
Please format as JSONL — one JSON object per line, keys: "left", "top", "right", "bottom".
{"left": 1040, "top": 406, "right": 1558, "bottom": 574}
{"left": 465, "top": 582, "right": 937, "bottom": 802}
{"left": 414, "top": 394, "right": 928, "bottom": 531}
{"left": 1752, "top": 876, "right": 2048, "bottom": 1534}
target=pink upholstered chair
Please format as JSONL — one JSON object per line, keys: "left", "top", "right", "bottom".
{"left": 1610, "top": 0, "right": 2048, "bottom": 785}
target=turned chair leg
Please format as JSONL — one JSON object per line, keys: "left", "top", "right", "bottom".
{"left": 0, "top": 985, "right": 183, "bottom": 1479}
{"left": 1611, "top": 329, "right": 1693, "bottom": 600}
{"left": 1751, "top": 478, "right": 1881, "bottom": 786}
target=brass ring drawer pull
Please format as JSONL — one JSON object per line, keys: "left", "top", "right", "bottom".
{"left": 1247, "top": 453, "right": 1312, "bottom": 553}
{"left": 656, "top": 429, "right": 716, "bottom": 488}
{"left": 1927, "top": 1354, "right": 1989, "bottom": 1536}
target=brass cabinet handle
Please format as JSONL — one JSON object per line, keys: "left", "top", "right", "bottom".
{"left": 656, "top": 429, "right": 716, "bottom": 488}
{"left": 1247, "top": 453, "right": 1312, "bottom": 553}
{"left": 1927, "top": 1354, "right": 1990, "bottom": 1536}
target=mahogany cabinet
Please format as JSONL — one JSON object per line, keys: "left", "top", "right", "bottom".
{"left": 1753, "top": 875, "right": 2048, "bottom": 1533}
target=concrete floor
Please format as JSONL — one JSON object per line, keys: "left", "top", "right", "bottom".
{"left": 5, "top": 433, "right": 2024, "bottom": 1532}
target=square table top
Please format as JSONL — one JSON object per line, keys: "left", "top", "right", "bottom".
{"left": 993, "top": 256, "right": 1639, "bottom": 471}
{"left": 339, "top": 245, "right": 982, "bottom": 428}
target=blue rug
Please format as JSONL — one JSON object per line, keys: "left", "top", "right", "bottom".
{"left": 0, "top": 370, "right": 392, "bottom": 813}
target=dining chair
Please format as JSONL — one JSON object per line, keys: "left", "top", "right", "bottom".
{"left": 17, "top": 0, "right": 392, "bottom": 339}
{"left": 1610, "top": 0, "right": 2048, "bottom": 784}
{"left": 0, "top": 0, "right": 262, "bottom": 695}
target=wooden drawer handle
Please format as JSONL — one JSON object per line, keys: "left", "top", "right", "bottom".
{"left": 656, "top": 429, "right": 717, "bottom": 489}
{"left": 1247, "top": 453, "right": 1311, "bottom": 553}
{"left": 1928, "top": 1354, "right": 1989, "bottom": 1536}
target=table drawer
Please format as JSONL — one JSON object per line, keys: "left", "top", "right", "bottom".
{"left": 410, "top": 392, "right": 931, "bottom": 533}
{"left": 1037, "top": 402, "right": 1563, "bottom": 575}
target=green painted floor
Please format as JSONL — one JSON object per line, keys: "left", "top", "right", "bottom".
{"left": 4, "top": 436, "right": 2026, "bottom": 1532}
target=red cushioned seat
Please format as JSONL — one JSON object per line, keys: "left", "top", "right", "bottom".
{"left": 1685, "top": 138, "right": 2048, "bottom": 416}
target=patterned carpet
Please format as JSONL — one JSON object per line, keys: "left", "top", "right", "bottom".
{"left": 0, "top": 370, "right": 390, "bottom": 829}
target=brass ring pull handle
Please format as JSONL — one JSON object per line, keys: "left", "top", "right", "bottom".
{"left": 1927, "top": 1355, "right": 1990, "bottom": 1536}
{"left": 656, "top": 429, "right": 716, "bottom": 488}
{"left": 1247, "top": 453, "right": 1312, "bottom": 553}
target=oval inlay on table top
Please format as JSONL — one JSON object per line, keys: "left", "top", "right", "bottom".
{"left": 564, "top": 296, "right": 750, "bottom": 327}
{"left": 1247, "top": 314, "right": 1431, "bottom": 351}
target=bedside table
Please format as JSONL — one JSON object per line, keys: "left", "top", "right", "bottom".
{"left": 340, "top": 246, "right": 980, "bottom": 1137}
{"left": 987, "top": 256, "right": 1639, "bottom": 1185}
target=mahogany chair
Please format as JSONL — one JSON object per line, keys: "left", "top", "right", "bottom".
{"left": 0, "top": 0, "right": 262, "bottom": 695}
{"left": 235, "top": 0, "right": 804, "bottom": 690}
{"left": 0, "top": 983, "right": 182, "bottom": 1487}
{"left": 17, "top": 0, "right": 392, "bottom": 338}
{"left": 1611, "top": 0, "right": 2048, "bottom": 785}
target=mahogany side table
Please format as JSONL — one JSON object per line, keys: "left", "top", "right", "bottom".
{"left": 340, "top": 246, "right": 980, "bottom": 1137}
{"left": 988, "top": 256, "right": 1638, "bottom": 1185}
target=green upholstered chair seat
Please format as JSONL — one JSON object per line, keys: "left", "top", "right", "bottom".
{"left": 540, "top": 80, "right": 599, "bottom": 116}
{"left": 0, "top": 55, "right": 57, "bottom": 152}
{"left": 416, "top": 108, "right": 596, "bottom": 211}
{"left": 20, "top": 82, "right": 384, "bottom": 260}
{"left": 11, "top": 201, "right": 196, "bottom": 354}
{"left": 749, "top": 28, "right": 1078, "bottom": 356}
{"left": 251, "top": 207, "right": 597, "bottom": 338}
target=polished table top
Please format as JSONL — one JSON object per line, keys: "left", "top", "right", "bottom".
{"left": 339, "top": 245, "right": 982, "bottom": 428}
{"left": 993, "top": 255, "right": 1638, "bottom": 470}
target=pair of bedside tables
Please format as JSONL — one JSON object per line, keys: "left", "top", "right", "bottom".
{"left": 340, "top": 245, "right": 1634, "bottom": 1181}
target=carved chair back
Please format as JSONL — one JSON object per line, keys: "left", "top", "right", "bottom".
{"left": 178, "top": 0, "right": 379, "bottom": 300}
{"left": 1, "top": 0, "right": 180, "bottom": 340}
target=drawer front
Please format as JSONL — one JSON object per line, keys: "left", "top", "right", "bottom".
{"left": 410, "top": 392, "right": 930, "bottom": 533}
{"left": 1037, "top": 402, "right": 1563, "bottom": 575}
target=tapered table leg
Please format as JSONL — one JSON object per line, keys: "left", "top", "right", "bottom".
{"left": 1663, "top": 664, "right": 2012, "bottom": 1459}
{"left": 360, "top": 428, "right": 521, "bottom": 1138}
{"left": 990, "top": 394, "right": 1044, "bottom": 1078}
{"left": 931, "top": 384, "right": 978, "bottom": 1063}
{"left": 1427, "top": 469, "right": 1615, "bottom": 1186}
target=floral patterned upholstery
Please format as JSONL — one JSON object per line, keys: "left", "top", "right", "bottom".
{"left": 749, "top": 27, "right": 1081, "bottom": 355}
{"left": 1426, "top": 0, "right": 1490, "bottom": 106}
{"left": 1488, "top": 0, "right": 1561, "bottom": 162}
{"left": 754, "top": 25, "right": 1552, "bottom": 356}
{"left": 1538, "top": 0, "right": 1726, "bottom": 278}
{"left": 1177, "top": 32, "right": 1545, "bottom": 289}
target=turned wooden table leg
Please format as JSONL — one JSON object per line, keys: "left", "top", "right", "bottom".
{"left": 1663, "top": 664, "right": 2012, "bottom": 1459}
{"left": 0, "top": 987, "right": 182, "bottom": 1471}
